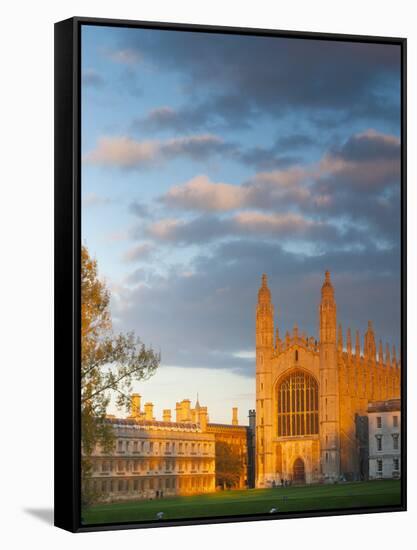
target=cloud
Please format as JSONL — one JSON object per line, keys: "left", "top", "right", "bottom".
{"left": 144, "top": 211, "right": 345, "bottom": 248}
{"left": 135, "top": 105, "right": 209, "bottom": 134}
{"left": 84, "top": 136, "right": 158, "bottom": 168}
{"left": 161, "top": 168, "right": 311, "bottom": 214}
{"left": 319, "top": 129, "right": 400, "bottom": 189}
{"left": 121, "top": 32, "right": 400, "bottom": 130}
{"left": 83, "top": 192, "right": 113, "bottom": 207}
{"left": 234, "top": 211, "right": 319, "bottom": 236}
{"left": 129, "top": 201, "right": 151, "bottom": 218}
{"left": 83, "top": 134, "right": 232, "bottom": 169}
{"left": 107, "top": 48, "right": 143, "bottom": 65}
{"left": 122, "top": 243, "right": 155, "bottom": 263}
{"left": 113, "top": 239, "right": 400, "bottom": 375}
{"left": 82, "top": 69, "right": 105, "bottom": 88}
{"left": 162, "top": 175, "right": 245, "bottom": 212}
{"left": 158, "top": 129, "right": 400, "bottom": 240}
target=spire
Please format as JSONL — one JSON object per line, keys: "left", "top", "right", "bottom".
{"left": 293, "top": 322, "right": 298, "bottom": 339}
{"left": 195, "top": 393, "right": 200, "bottom": 410}
{"left": 258, "top": 273, "right": 271, "bottom": 304}
{"left": 320, "top": 270, "right": 337, "bottom": 344}
{"left": 256, "top": 273, "right": 274, "bottom": 350}
{"left": 378, "top": 340, "right": 384, "bottom": 363}
{"left": 364, "top": 320, "right": 376, "bottom": 361}
{"left": 285, "top": 330, "right": 290, "bottom": 347}
{"left": 355, "top": 330, "right": 361, "bottom": 357}
{"left": 392, "top": 345, "right": 397, "bottom": 365}
{"left": 385, "top": 343, "right": 391, "bottom": 367}
{"left": 337, "top": 324, "right": 343, "bottom": 352}
{"left": 275, "top": 328, "right": 281, "bottom": 350}
{"left": 321, "top": 270, "right": 335, "bottom": 300}
{"left": 347, "top": 328, "right": 352, "bottom": 356}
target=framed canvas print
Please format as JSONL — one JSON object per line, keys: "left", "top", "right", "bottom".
{"left": 54, "top": 16, "right": 406, "bottom": 533}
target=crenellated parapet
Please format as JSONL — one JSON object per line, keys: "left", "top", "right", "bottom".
{"left": 272, "top": 331, "right": 319, "bottom": 357}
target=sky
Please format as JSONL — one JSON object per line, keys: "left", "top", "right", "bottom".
{"left": 81, "top": 24, "right": 402, "bottom": 424}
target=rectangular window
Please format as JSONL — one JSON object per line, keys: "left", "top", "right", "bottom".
{"left": 392, "top": 434, "right": 399, "bottom": 450}
{"left": 393, "top": 415, "right": 399, "bottom": 428}
{"left": 376, "top": 416, "right": 382, "bottom": 428}
{"left": 393, "top": 458, "right": 399, "bottom": 471}
{"left": 117, "top": 440, "right": 123, "bottom": 451}
{"left": 133, "top": 441, "right": 138, "bottom": 452}
{"left": 377, "top": 459, "right": 383, "bottom": 473}
{"left": 376, "top": 436, "right": 382, "bottom": 451}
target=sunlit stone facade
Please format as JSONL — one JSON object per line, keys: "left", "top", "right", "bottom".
{"left": 89, "top": 395, "right": 251, "bottom": 501}
{"left": 255, "top": 272, "right": 401, "bottom": 487}
{"left": 89, "top": 398, "right": 215, "bottom": 502}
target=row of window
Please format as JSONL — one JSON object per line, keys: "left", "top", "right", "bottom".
{"left": 376, "top": 415, "right": 399, "bottom": 429}
{"left": 94, "top": 458, "right": 214, "bottom": 474}
{"left": 375, "top": 433, "right": 399, "bottom": 451}
{"left": 114, "top": 439, "right": 214, "bottom": 455}
{"left": 376, "top": 458, "right": 400, "bottom": 472}
{"left": 89, "top": 475, "right": 214, "bottom": 494}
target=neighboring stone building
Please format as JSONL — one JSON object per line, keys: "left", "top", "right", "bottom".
{"left": 255, "top": 271, "right": 401, "bottom": 487}
{"left": 88, "top": 394, "right": 253, "bottom": 501}
{"left": 207, "top": 407, "right": 250, "bottom": 489}
{"left": 88, "top": 395, "right": 215, "bottom": 502}
{"left": 368, "top": 399, "right": 401, "bottom": 480}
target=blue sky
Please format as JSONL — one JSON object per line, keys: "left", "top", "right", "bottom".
{"left": 81, "top": 24, "right": 401, "bottom": 423}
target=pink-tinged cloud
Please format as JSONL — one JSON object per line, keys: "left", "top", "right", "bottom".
{"left": 84, "top": 134, "right": 228, "bottom": 169}
{"left": 122, "top": 243, "right": 155, "bottom": 263}
{"left": 318, "top": 129, "right": 400, "bottom": 188}
{"left": 163, "top": 175, "right": 245, "bottom": 211}
{"left": 159, "top": 128, "right": 399, "bottom": 214}
{"left": 147, "top": 219, "right": 184, "bottom": 239}
{"left": 249, "top": 166, "right": 311, "bottom": 188}
{"left": 233, "top": 211, "right": 319, "bottom": 234}
{"left": 84, "top": 136, "right": 158, "bottom": 168}
{"left": 162, "top": 167, "right": 312, "bottom": 212}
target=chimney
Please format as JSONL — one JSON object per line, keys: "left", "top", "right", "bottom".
{"left": 232, "top": 407, "right": 238, "bottom": 426}
{"left": 181, "top": 399, "right": 191, "bottom": 421}
{"left": 163, "top": 409, "right": 171, "bottom": 423}
{"left": 144, "top": 402, "right": 154, "bottom": 421}
{"left": 131, "top": 393, "right": 141, "bottom": 418}
{"left": 198, "top": 407, "right": 208, "bottom": 432}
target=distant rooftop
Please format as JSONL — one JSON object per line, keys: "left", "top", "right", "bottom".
{"left": 368, "top": 399, "right": 401, "bottom": 413}
{"left": 105, "top": 417, "right": 200, "bottom": 430}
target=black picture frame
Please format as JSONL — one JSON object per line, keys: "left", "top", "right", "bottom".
{"left": 54, "top": 16, "right": 407, "bottom": 533}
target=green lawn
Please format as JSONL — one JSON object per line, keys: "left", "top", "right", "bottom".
{"left": 83, "top": 479, "right": 401, "bottom": 525}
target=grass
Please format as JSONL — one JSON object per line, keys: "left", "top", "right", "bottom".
{"left": 82, "top": 479, "right": 401, "bottom": 525}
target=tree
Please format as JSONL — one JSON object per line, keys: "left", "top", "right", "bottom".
{"left": 81, "top": 245, "right": 160, "bottom": 506}
{"left": 215, "top": 441, "right": 244, "bottom": 489}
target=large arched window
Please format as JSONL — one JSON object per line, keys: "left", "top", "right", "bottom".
{"left": 277, "top": 370, "right": 319, "bottom": 437}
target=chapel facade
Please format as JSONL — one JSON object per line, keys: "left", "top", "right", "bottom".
{"left": 255, "top": 271, "right": 401, "bottom": 487}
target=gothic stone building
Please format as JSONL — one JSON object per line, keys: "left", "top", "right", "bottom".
{"left": 255, "top": 271, "right": 401, "bottom": 487}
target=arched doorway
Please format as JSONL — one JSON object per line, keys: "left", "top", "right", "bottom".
{"left": 293, "top": 458, "right": 305, "bottom": 483}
